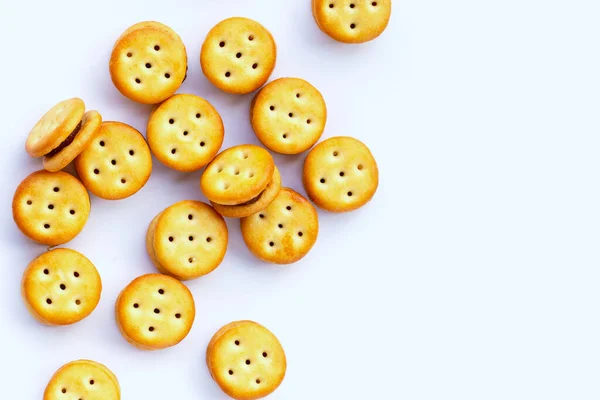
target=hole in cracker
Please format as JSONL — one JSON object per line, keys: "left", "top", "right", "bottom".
{"left": 130, "top": 150, "right": 135, "bottom": 156}
{"left": 149, "top": 326, "right": 155, "bottom": 332}
{"left": 159, "top": 288, "right": 165, "bottom": 295}
{"left": 169, "top": 118, "right": 175, "bottom": 124}
{"left": 299, "top": 232, "right": 304, "bottom": 238}
{"left": 350, "top": 3, "right": 355, "bottom": 8}
{"left": 46, "top": 298, "right": 52, "bottom": 305}
{"left": 236, "top": 52, "right": 242, "bottom": 58}
{"left": 333, "top": 151, "right": 339, "bottom": 157}
{"left": 127, "top": 52, "right": 132, "bottom": 57}
{"left": 263, "top": 351, "right": 268, "bottom": 357}
{"left": 43, "top": 269, "right": 49, "bottom": 275}
{"left": 27, "top": 200, "right": 32, "bottom": 205}
{"left": 320, "top": 178, "right": 326, "bottom": 183}
{"left": 183, "top": 131, "right": 189, "bottom": 136}
{"left": 94, "top": 168, "right": 99, "bottom": 175}
{"left": 121, "top": 178, "right": 127, "bottom": 184}
{"left": 217, "top": 166, "right": 223, "bottom": 173}
{"left": 372, "top": 1, "right": 378, "bottom": 5}
{"left": 75, "top": 299, "right": 81, "bottom": 305}
{"left": 175, "top": 313, "right": 181, "bottom": 319}
{"left": 60, "top": 284, "right": 66, "bottom": 290}
{"left": 225, "top": 71, "right": 231, "bottom": 78}
{"left": 269, "top": 242, "right": 275, "bottom": 247}
{"left": 307, "top": 119, "right": 312, "bottom": 124}
{"left": 329, "top": 3, "right": 334, "bottom": 8}
{"left": 224, "top": 183, "right": 230, "bottom": 190}
{"left": 348, "top": 191, "right": 353, "bottom": 197}
{"left": 286, "top": 206, "right": 292, "bottom": 211}
{"left": 188, "top": 214, "right": 193, "bottom": 220}
{"left": 296, "top": 93, "right": 301, "bottom": 98}
{"left": 282, "top": 134, "right": 288, "bottom": 139}
{"left": 278, "top": 224, "right": 283, "bottom": 229}
{"left": 189, "top": 236, "right": 194, "bottom": 241}
{"left": 229, "top": 370, "right": 234, "bottom": 375}
{"left": 111, "top": 159, "right": 117, "bottom": 165}
{"left": 219, "top": 41, "right": 225, "bottom": 47}
{"left": 74, "top": 271, "right": 79, "bottom": 277}
{"left": 340, "top": 171, "right": 345, "bottom": 177}
{"left": 248, "top": 35, "right": 254, "bottom": 41}
{"left": 135, "top": 78, "right": 141, "bottom": 84}
{"left": 154, "top": 45, "right": 160, "bottom": 51}
{"left": 357, "top": 164, "right": 364, "bottom": 170}
{"left": 145, "top": 63, "right": 152, "bottom": 69}
{"left": 270, "top": 105, "right": 275, "bottom": 111}
{"left": 243, "top": 153, "right": 249, "bottom": 159}
{"left": 171, "top": 148, "right": 177, "bottom": 154}
{"left": 100, "top": 141, "right": 105, "bottom": 147}
{"left": 188, "top": 257, "right": 194, "bottom": 263}
{"left": 169, "top": 236, "right": 174, "bottom": 242}
{"left": 53, "top": 187, "right": 59, "bottom": 192}
{"left": 235, "top": 340, "right": 240, "bottom": 345}
{"left": 200, "top": 141, "right": 206, "bottom": 147}
{"left": 48, "top": 204, "right": 54, "bottom": 210}
{"left": 350, "top": 23, "right": 356, "bottom": 29}
{"left": 133, "top": 303, "right": 139, "bottom": 308}
{"left": 70, "top": 209, "right": 75, "bottom": 215}
{"left": 249, "top": 172, "right": 255, "bottom": 178}
{"left": 259, "top": 214, "right": 265, "bottom": 219}
{"left": 252, "top": 63, "right": 258, "bottom": 69}
{"left": 61, "top": 388, "right": 66, "bottom": 393}
{"left": 165, "top": 73, "right": 171, "bottom": 79}
{"left": 90, "top": 380, "right": 94, "bottom": 385}
{"left": 44, "top": 223, "right": 50, "bottom": 229}
{"left": 154, "top": 308, "right": 160, "bottom": 314}
{"left": 288, "top": 112, "right": 293, "bottom": 118}
{"left": 246, "top": 359, "right": 251, "bottom": 365}
{"left": 196, "top": 113, "right": 201, "bottom": 119}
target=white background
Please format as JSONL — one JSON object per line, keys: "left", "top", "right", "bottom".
{"left": 1, "top": 0, "right": 599, "bottom": 398}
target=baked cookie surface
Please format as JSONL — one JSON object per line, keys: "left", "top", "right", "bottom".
{"left": 44, "top": 360, "right": 120, "bottom": 400}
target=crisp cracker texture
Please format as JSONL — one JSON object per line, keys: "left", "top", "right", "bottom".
{"left": 212, "top": 166, "right": 281, "bottom": 219}
{"left": 146, "top": 201, "right": 228, "bottom": 280}
{"left": 312, "top": 0, "right": 392, "bottom": 44}
{"left": 251, "top": 78, "right": 327, "bottom": 154}
{"left": 44, "top": 360, "right": 120, "bottom": 400}
{"left": 110, "top": 23, "right": 187, "bottom": 104}
{"left": 207, "top": 320, "right": 287, "bottom": 400}
{"left": 201, "top": 17, "right": 276, "bottom": 94}
{"left": 75, "top": 122, "right": 152, "bottom": 200}
{"left": 26, "top": 98, "right": 85, "bottom": 157}
{"left": 115, "top": 274, "right": 195, "bottom": 350}
{"left": 44, "top": 110, "right": 102, "bottom": 172}
{"left": 200, "top": 144, "right": 275, "bottom": 206}
{"left": 12, "top": 170, "right": 90, "bottom": 246}
{"left": 147, "top": 94, "right": 224, "bottom": 172}
{"left": 303, "top": 136, "right": 379, "bottom": 212}
{"left": 241, "top": 188, "right": 319, "bottom": 264}
{"left": 22, "top": 249, "right": 101, "bottom": 326}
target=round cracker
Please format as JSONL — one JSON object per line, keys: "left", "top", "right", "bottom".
{"left": 147, "top": 94, "right": 224, "bottom": 172}
{"left": 147, "top": 201, "right": 228, "bottom": 280}
{"left": 22, "top": 248, "right": 101, "bottom": 325}
{"left": 211, "top": 166, "right": 281, "bottom": 218}
{"left": 44, "top": 360, "right": 120, "bottom": 400}
{"left": 207, "top": 320, "right": 286, "bottom": 400}
{"left": 303, "top": 136, "right": 378, "bottom": 212}
{"left": 110, "top": 26, "right": 187, "bottom": 104}
{"left": 251, "top": 78, "right": 327, "bottom": 154}
{"left": 240, "top": 188, "right": 319, "bottom": 264}
{"left": 74, "top": 122, "right": 152, "bottom": 200}
{"left": 12, "top": 170, "right": 90, "bottom": 246}
{"left": 26, "top": 98, "right": 85, "bottom": 157}
{"left": 312, "top": 0, "right": 392, "bottom": 44}
{"left": 201, "top": 17, "right": 276, "bottom": 94}
{"left": 43, "top": 110, "right": 102, "bottom": 172}
{"left": 115, "top": 274, "right": 195, "bottom": 350}
{"left": 200, "top": 144, "right": 275, "bottom": 205}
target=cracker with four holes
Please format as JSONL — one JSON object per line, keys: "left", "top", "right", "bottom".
{"left": 200, "top": 144, "right": 276, "bottom": 208}
{"left": 201, "top": 17, "right": 277, "bottom": 94}
{"left": 44, "top": 359, "right": 120, "bottom": 400}
{"left": 75, "top": 122, "right": 152, "bottom": 200}
{"left": 303, "top": 136, "right": 379, "bottom": 212}
{"left": 22, "top": 248, "right": 101, "bottom": 326}
{"left": 251, "top": 77, "right": 327, "bottom": 155}
{"left": 13, "top": 170, "right": 90, "bottom": 246}
{"left": 146, "top": 200, "right": 228, "bottom": 280}
{"left": 212, "top": 166, "right": 281, "bottom": 219}
{"left": 241, "top": 188, "right": 319, "bottom": 264}
{"left": 115, "top": 273, "right": 195, "bottom": 350}
{"left": 207, "top": 320, "right": 287, "bottom": 400}
{"left": 110, "top": 21, "right": 187, "bottom": 104}
{"left": 312, "top": 0, "right": 392, "bottom": 44}
{"left": 147, "top": 94, "right": 224, "bottom": 172}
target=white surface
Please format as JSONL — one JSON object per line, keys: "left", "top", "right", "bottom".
{"left": 1, "top": 0, "right": 599, "bottom": 398}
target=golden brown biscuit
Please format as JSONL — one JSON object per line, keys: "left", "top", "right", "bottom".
{"left": 207, "top": 320, "right": 286, "bottom": 400}
{"left": 147, "top": 94, "right": 224, "bottom": 172}
{"left": 115, "top": 274, "right": 195, "bottom": 350}
{"left": 22, "top": 249, "right": 101, "bottom": 326}
{"left": 240, "top": 188, "right": 319, "bottom": 264}
{"left": 200, "top": 145, "right": 275, "bottom": 206}
{"left": 26, "top": 98, "right": 103, "bottom": 167}
{"left": 211, "top": 166, "right": 281, "bottom": 219}
{"left": 146, "top": 201, "right": 228, "bottom": 280}
{"left": 251, "top": 78, "right": 327, "bottom": 154}
{"left": 312, "top": 0, "right": 392, "bottom": 44}
{"left": 110, "top": 22, "right": 187, "bottom": 104}
{"left": 44, "top": 360, "right": 120, "bottom": 400}
{"left": 44, "top": 111, "right": 102, "bottom": 172}
{"left": 303, "top": 136, "right": 378, "bottom": 212}
{"left": 75, "top": 122, "right": 152, "bottom": 200}
{"left": 12, "top": 170, "right": 90, "bottom": 246}
{"left": 201, "top": 17, "right": 277, "bottom": 94}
